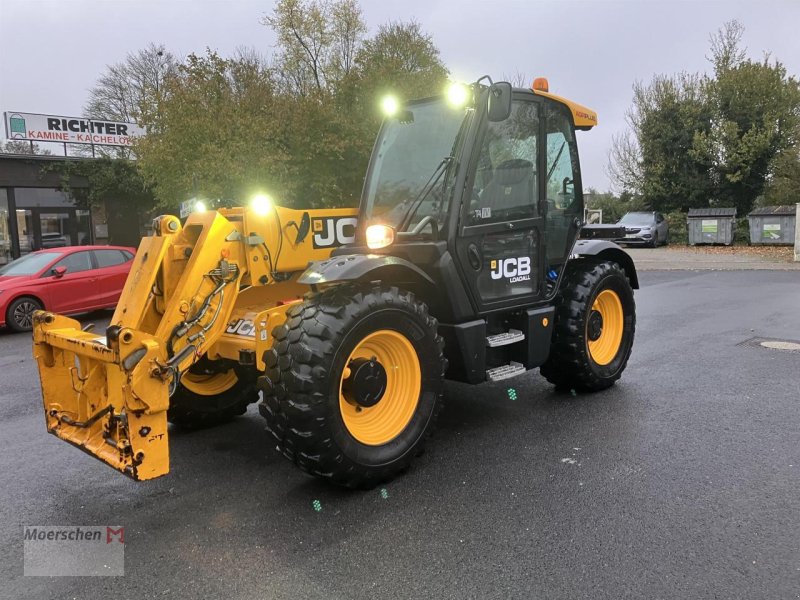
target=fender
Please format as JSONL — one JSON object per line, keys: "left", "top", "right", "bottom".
{"left": 298, "top": 254, "right": 436, "bottom": 287}
{"left": 571, "top": 239, "right": 639, "bottom": 289}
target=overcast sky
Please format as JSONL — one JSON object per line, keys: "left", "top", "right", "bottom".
{"left": 1, "top": 0, "right": 798, "bottom": 191}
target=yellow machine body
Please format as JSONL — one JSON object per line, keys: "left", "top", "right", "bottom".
{"left": 33, "top": 205, "right": 357, "bottom": 480}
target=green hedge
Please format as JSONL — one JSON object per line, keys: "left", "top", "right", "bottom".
{"left": 666, "top": 211, "right": 688, "bottom": 245}
{"left": 733, "top": 217, "right": 750, "bottom": 245}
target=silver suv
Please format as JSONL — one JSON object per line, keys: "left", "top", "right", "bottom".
{"left": 617, "top": 212, "right": 669, "bottom": 247}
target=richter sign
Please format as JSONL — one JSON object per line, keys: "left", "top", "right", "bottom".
{"left": 4, "top": 111, "right": 145, "bottom": 147}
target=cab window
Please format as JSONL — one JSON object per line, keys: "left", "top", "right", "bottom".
{"left": 545, "top": 103, "right": 581, "bottom": 265}
{"left": 469, "top": 100, "right": 539, "bottom": 225}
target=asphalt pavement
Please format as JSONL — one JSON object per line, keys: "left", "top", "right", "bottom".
{"left": 1, "top": 270, "right": 799, "bottom": 599}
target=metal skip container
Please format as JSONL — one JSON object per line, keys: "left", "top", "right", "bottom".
{"left": 687, "top": 208, "right": 737, "bottom": 245}
{"left": 747, "top": 205, "right": 797, "bottom": 245}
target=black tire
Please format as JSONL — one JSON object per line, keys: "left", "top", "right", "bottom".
{"left": 6, "top": 296, "right": 43, "bottom": 332}
{"left": 167, "top": 364, "right": 258, "bottom": 429}
{"left": 540, "top": 260, "right": 635, "bottom": 392}
{"left": 259, "top": 284, "right": 446, "bottom": 489}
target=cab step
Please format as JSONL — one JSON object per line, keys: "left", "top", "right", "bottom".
{"left": 486, "top": 329, "right": 525, "bottom": 347}
{"left": 486, "top": 361, "right": 526, "bottom": 382}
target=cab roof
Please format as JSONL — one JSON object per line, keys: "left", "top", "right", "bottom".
{"left": 532, "top": 88, "right": 598, "bottom": 130}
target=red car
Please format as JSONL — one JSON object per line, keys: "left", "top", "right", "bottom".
{"left": 0, "top": 246, "right": 136, "bottom": 332}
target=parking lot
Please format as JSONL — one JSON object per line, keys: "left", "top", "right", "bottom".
{"left": 1, "top": 269, "right": 798, "bottom": 599}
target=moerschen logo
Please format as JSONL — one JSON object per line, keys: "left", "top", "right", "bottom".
{"left": 9, "top": 114, "right": 26, "bottom": 138}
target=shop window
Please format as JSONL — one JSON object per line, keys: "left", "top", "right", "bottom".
{"left": 14, "top": 188, "right": 75, "bottom": 208}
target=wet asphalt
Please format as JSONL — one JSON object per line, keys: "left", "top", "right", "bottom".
{"left": 0, "top": 270, "right": 798, "bottom": 600}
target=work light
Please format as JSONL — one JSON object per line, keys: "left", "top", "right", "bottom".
{"left": 251, "top": 194, "right": 273, "bottom": 215}
{"left": 381, "top": 95, "right": 400, "bottom": 117}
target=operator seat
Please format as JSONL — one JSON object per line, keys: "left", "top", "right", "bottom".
{"left": 481, "top": 158, "right": 536, "bottom": 219}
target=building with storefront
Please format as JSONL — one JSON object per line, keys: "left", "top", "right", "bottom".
{"left": 0, "top": 153, "right": 150, "bottom": 265}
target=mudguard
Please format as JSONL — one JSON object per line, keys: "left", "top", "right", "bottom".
{"left": 298, "top": 254, "right": 435, "bottom": 287}
{"left": 571, "top": 239, "right": 639, "bottom": 289}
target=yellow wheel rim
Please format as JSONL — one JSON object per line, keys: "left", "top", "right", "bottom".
{"left": 181, "top": 369, "right": 239, "bottom": 396}
{"left": 587, "top": 289, "right": 624, "bottom": 366}
{"left": 339, "top": 329, "right": 422, "bottom": 446}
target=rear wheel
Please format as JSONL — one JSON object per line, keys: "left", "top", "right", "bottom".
{"left": 541, "top": 260, "right": 635, "bottom": 391}
{"left": 259, "top": 284, "right": 446, "bottom": 488}
{"left": 167, "top": 360, "right": 258, "bottom": 429}
{"left": 6, "top": 296, "right": 43, "bottom": 332}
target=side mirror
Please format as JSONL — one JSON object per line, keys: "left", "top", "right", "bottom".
{"left": 295, "top": 212, "right": 311, "bottom": 244}
{"left": 52, "top": 266, "right": 67, "bottom": 278}
{"left": 488, "top": 82, "right": 512, "bottom": 122}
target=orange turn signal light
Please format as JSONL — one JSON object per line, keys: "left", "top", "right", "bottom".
{"left": 532, "top": 77, "right": 549, "bottom": 92}
{"left": 365, "top": 224, "right": 395, "bottom": 250}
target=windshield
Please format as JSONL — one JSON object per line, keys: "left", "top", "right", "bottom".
{"left": 0, "top": 252, "right": 62, "bottom": 276}
{"left": 363, "top": 98, "right": 470, "bottom": 231}
{"left": 619, "top": 213, "right": 653, "bottom": 226}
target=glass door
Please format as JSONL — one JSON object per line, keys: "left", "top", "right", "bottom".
{"left": 0, "top": 190, "right": 11, "bottom": 265}
{"left": 16, "top": 209, "right": 34, "bottom": 255}
{"left": 38, "top": 211, "right": 73, "bottom": 249}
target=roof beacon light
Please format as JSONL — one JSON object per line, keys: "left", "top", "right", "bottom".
{"left": 532, "top": 77, "right": 549, "bottom": 92}
{"left": 194, "top": 200, "right": 207, "bottom": 213}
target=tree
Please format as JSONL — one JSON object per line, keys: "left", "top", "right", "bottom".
{"left": 584, "top": 188, "right": 645, "bottom": 223}
{"left": 609, "top": 20, "right": 800, "bottom": 215}
{"left": 263, "top": 0, "right": 365, "bottom": 96}
{"left": 352, "top": 21, "right": 449, "bottom": 106}
{"left": 0, "top": 140, "right": 52, "bottom": 155}
{"left": 135, "top": 50, "right": 292, "bottom": 209}
{"left": 86, "top": 43, "right": 177, "bottom": 124}
{"left": 133, "top": 3, "right": 450, "bottom": 210}
{"left": 762, "top": 133, "right": 800, "bottom": 206}
{"left": 84, "top": 43, "right": 177, "bottom": 158}
{"left": 608, "top": 73, "right": 714, "bottom": 212}
{"left": 693, "top": 21, "right": 800, "bottom": 213}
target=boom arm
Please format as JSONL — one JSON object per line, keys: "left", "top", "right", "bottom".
{"left": 32, "top": 205, "right": 357, "bottom": 480}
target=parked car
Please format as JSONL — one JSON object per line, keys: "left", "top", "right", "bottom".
{"left": 617, "top": 211, "right": 669, "bottom": 247}
{"left": 0, "top": 246, "right": 136, "bottom": 332}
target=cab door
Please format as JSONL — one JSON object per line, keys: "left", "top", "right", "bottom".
{"left": 454, "top": 95, "right": 545, "bottom": 312}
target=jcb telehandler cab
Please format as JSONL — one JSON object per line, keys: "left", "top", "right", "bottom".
{"left": 33, "top": 77, "right": 637, "bottom": 488}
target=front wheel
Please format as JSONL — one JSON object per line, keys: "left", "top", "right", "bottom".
{"left": 6, "top": 296, "right": 43, "bottom": 332}
{"left": 540, "top": 260, "right": 635, "bottom": 391}
{"left": 259, "top": 284, "right": 446, "bottom": 488}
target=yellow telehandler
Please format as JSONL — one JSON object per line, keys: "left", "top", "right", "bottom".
{"left": 33, "top": 77, "right": 637, "bottom": 487}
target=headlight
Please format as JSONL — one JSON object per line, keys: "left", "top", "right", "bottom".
{"left": 366, "top": 224, "right": 395, "bottom": 250}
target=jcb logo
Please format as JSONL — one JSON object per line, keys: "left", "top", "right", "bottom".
{"left": 226, "top": 319, "right": 256, "bottom": 338}
{"left": 490, "top": 257, "right": 531, "bottom": 282}
{"left": 312, "top": 217, "right": 357, "bottom": 249}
